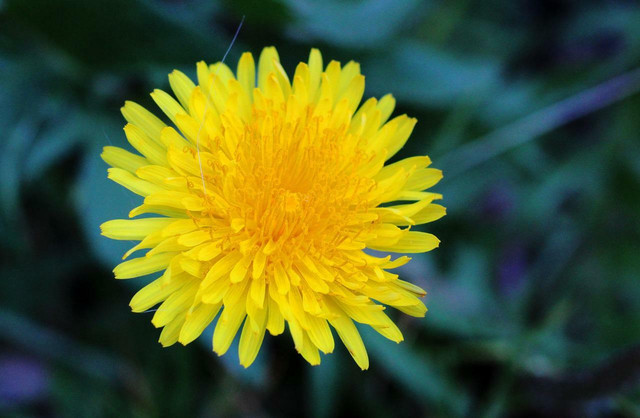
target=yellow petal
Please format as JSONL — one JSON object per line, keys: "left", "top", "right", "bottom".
{"left": 376, "top": 196, "right": 441, "bottom": 226}
{"left": 101, "top": 218, "right": 175, "bottom": 240}
{"left": 123, "top": 124, "right": 167, "bottom": 165}
{"left": 121, "top": 101, "right": 166, "bottom": 144}
{"left": 368, "top": 231, "right": 440, "bottom": 253}
{"left": 371, "top": 313, "right": 404, "bottom": 343}
{"left": 257, "top": 46, "right": 280, "bottom": 92}
{"left": 158, "top": 315, "right": 185, "bottom": 347}
{"left": 168, "top": 70, "right": 196, "bottom": 109}
{"left": 107, "top": 168, "right": 162, "bottom": 197}
{"left": 199, "top": 275, "right": 231, "bottom": 305}
{"left": 238, "top": 308, "right": 267, "bottom": 367}
{"left": 377, "top": 94, "right": 396, "bottom": 126}
{"left": 252, "top": 250, "right": 267, "bottom": 279}
{"left": 101, "top": 146, "right": 148, "bottom": 172}
{"left": 337, "top": 61, "right": 360, "bottom": 95}
{"left": 250, "top": 276, "right": 266, "bottom": 309}
{"left": 152, "top": 280, "right": 199, "bottom": 327}
{"left": 144, "top": 191, "right": 204, "bottom": 211}
{"left": 307, "top": 48, "right": 323, "bottom": 101}
{"left": 195, "top": 242, "right": 222, "bottom": 261}
{"left": 292, "top": 64, "right": 310, "bottom": 104}
{"left": 298, "top": 331, "right": 321, "bottom": 366}
{"left": 113, "top": 252, "right": 176, "bottom": 279}
{"left": 287, "top": 318, "right": 303, "bottom": 349}
{"left": 229, "top": 254, "right": 252, "bottom": 283}
{"left": 266, "top": 292, "right": 285, "bottom": 335}
{"left": 177, "top": 230, "right": 210, "bottom": 247}
{"left": 323, "top": 60, "right": 341, "bottom": 100}
{"left": 376, "top": 156, "right": 431, "bottom": 183}
{"left": 223, "top": 278, "right": 249, "bottom": 307}
{"left": 151, "top": 89, "right": 185, "bottom": 124}
{"left": 135, "top": 165, "right": 174, "bottom": 187}
{"left": 296, "top": 260, "right": 330, "bottom": 293}
{"left": 338, "top": 302, "right": 388, "bottom": 327}
{"left": 288, "top": 286, "right": 310, "bottom": 330}
{"left": 129, "top": 272, "right": 190, "bottom": 312}
{"left": 122, "top": 231, "right": 165, "bottom": 259}
{"left": 273, "top": 262, "right": 290, "bottom": 295}
{"left": 385, "top": 116, "right": 417, "bottom": 159}
{"left": 210, "top": 62, "right": 235, "bottom": 84}
{"left": 338, "top": 74, "right": 364, "bottom": 116}
{"left": 196, "top": 61, "right": 212, "bottom": 95}
{"left": 300, "top": 285, "right": 322, "bottom": 315}
{"left": 306, "top": 315, "right": 334, "bottom": 354}
{"left": 201, "top": 251, "right": 242, "bottom": 289}
{"left": 405, "top": 168, "right": 443, "bottom": 191}
{"left": 160, "top": 126, "right": 190, "bottom": 149}
{"left": 237, "top": 52, "right": 256, "bottom": 101}
{"left": 213, "top": 301, "right": 247, "bottom": 356}
{"left": 179, "top": 302, "right": 222, "bottom": 345}
{"left": 396, "top": 301, "right": 428, "bottom": 317}
{"left": 329, "top": 315, "right": 369, "bottom": 370}
{"left": 411, "top": 204, "right": 447, "bottom": 225}
{"left": 395, "top": 279, "right": 427, "bottom": 297}
{"left": 179, "top": 257, "right": 202, "bottom": 277}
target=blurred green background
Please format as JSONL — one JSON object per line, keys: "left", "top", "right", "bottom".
{"left": 2, "top": 0, "right": 640, "bottom": 416}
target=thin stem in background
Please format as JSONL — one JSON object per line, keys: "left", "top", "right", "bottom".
{"left": 438, "top": 67, "right": 640, "bottom": 180}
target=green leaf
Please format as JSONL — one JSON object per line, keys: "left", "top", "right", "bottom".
{"left": 363, "top": 327, "right": 470, "bottom": 417}
{"left": 287, "top": 0, "right": 427, "bottom": 48}
{"left": 5, "top": 0, "right": 227, "bottom": 68}
{"left": 365, "top": 41, "right": 499, "bottom": 107}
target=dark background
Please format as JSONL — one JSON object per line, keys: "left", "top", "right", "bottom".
{"left": 1, "top": 0, "right": 640, "bottom": 417}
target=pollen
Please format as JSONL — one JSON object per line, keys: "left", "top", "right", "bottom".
{"left": 100, "top": 47, "right": 446, "bottom": 369}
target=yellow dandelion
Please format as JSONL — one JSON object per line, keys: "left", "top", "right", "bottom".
{"left": 100, "top": 47, "right": 445, "bottom": 369}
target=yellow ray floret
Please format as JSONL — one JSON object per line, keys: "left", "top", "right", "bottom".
{"left": 100, "top": 47, "right": 445, "bottom": 369}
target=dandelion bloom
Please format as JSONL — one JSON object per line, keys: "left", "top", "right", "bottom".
{"left": 100, "top": 47, "right": 445, "bottom": 369}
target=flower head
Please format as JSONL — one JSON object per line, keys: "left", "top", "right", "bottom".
{"left": 101, "top": 47, "right": 445, "bottom": 369}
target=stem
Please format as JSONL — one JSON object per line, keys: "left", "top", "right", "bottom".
{"left": 438, "top": 67, "right": 640, "bottom": 180}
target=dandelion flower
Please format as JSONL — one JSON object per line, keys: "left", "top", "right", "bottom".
{"left": 100, "top": 47, "right": 445, "bottom": 369}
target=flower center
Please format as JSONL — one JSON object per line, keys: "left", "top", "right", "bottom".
{"left": 199, "top": 99, "right": 376, "bottom": 263}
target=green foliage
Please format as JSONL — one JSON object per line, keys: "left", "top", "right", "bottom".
{"left": 1, "top": 0, "right": 639, "bottom": 416}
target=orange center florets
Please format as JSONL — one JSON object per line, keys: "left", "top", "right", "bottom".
{"left": 192, "top": 99, "right": 376, "bottom": 269}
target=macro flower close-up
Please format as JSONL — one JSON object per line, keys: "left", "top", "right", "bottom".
{"left": 6, "top": 1, "right": 640, "bottom": 415}
{"left": 100, "top": 47, "right": 445, "bottom": 369}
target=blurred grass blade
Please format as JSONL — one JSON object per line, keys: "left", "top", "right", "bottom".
{"left": 525, "top": 344, "right": 640, "bottom": 403}
{"left": 439, "top": 67, "right": 640, "bottom": 179}
{"left": 198, "top": 322, "right": 268, "bottom": 387}
{"left": 0, "top": 308, "right": 133, "bottom": 384}
{"left": 363, "top": 327, "right": 469, "bottom": 417}
{"left": 309, "top": 350, "right": 340, "bottom": 418}
{"left": 0, "top": 117, "right": 36, "bottom": 228}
